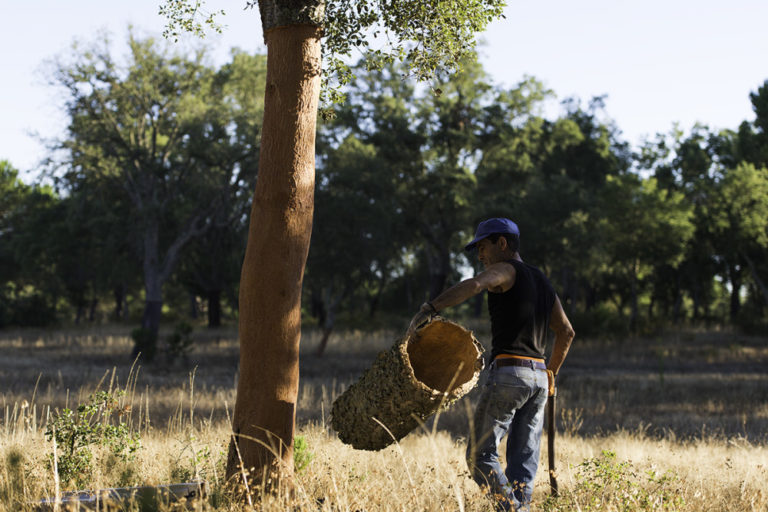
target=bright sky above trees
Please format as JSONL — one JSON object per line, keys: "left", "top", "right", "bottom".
{"left": 2, "top": 0, "right": 768, "bottom": 176}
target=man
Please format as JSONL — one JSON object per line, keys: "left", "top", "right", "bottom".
{"left": 408, "top": 217, "right": 575, "bottom": 511}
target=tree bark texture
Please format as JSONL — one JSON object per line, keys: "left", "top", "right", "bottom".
{"left": 258, "top": 0, "right": 324, "bottom": 33}
{"left": 331, "top": 318, "right": 484, "bottom": 451}
{"left": 226, "top": 23, "right": 321, "bottom": 486}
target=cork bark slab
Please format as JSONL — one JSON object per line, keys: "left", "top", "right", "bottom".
{"left": 331, "top": 318, "right": 484, "bottom": 450}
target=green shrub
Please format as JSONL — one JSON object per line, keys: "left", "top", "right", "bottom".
{"left": 45, "top": 390, "right": 141, "bottom": 487}
{"left": 293, "top": 435, "right": 313, "bottom": 473}
{"left": 544, "top": 450, "right": 685, "bottom": 511}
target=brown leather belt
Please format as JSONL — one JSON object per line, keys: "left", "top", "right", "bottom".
{"left": 493, "top": 358, "right": 546, "bottom": 370}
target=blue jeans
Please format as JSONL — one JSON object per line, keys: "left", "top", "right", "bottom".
{"left": 466, "top": 363, "right": 549, "bottom": 511}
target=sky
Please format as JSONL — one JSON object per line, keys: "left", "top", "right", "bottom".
{"left": 2, "top": 0, "right": 767, "bottom": 179}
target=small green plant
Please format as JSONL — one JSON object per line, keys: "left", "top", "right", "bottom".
{"left": 293, "top": 435, "right": 314, "bottom": 473}
{"left": 166, "top": 321, "right": 194, "bottom": 362}
{"left": 45, "top": 390, "right": 141, "bottom": 486}
{"left": 562, "top": 450, "right": 685, "bottom": 511}
{"left": 170, "top": 435, "right": 216, "bottom": 483}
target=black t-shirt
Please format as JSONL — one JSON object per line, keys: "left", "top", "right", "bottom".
{"left": 487, "top": 259, "right": 556, "bottom": 361}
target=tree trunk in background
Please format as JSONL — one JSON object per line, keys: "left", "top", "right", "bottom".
{"left": 691, "top": 281, "right": 701, "bottom": 321}
{"left": 88, "top": 298, "right": 98, "bottom": 322}
{"left": 560, "top": 266, "right": 574, "bottom": 311}
{"left": 114, "top": 284, "right": 126, "bottom": 321}
{"left": 427, "top": 246, "right": 451, "bottom": 300}
{"left": 315, "top": 285, "right": 347, "bottom": 357}
{"left": 672, "top": 272, "right": 683, "bottom": 324}
{"left": 629, "top": 267, "right": 639, "bottom": 332}
{"left": 629, "top": 289, "right": 638, "bottom": 331}
{"left": 367, "top": 272, "right": 388, "bottom": 318}
{"left": 226, "top": 17, "right": 322, "bottom": 487}
{"left": 208, "top": 289, "right": 222, "bottom": 328}
{"left": 75, "top": 304, "right": 85, "bottom": 325}
{"left": 316, "top": 321, "right": 334, "bottom": 357}
{"left": 133, "top": 222, "right": 164, "bottom": 360}
{"left": 743, "top": 252, "right": 768, "bottom": 308}
{"left": 585, "top": 284, "right": 597, "bottom": 312}
{"left": 141, "top": 301, "right": 162, "bottom": 330}
{"left": 728, "top": 262, "right": 742, "bottom": 320}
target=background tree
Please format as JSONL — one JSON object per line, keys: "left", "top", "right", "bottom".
{"left": 175, "top": 50, "right": 266, "bottom": 328}
{"left": 0, "top": 161, "right": 29, "bottom": 310}
{"left": 0, "top": 161, "right": 62, "bottom": 326}
{"left": 722, "top": 81, "right": 768, "bottom": 316}
{"left": 321, "top": 57, "right": 491, "bottom": 304}
{"left": 599, "top": 173, "right": 694, "bottom": 331}
{"left": 315, "top": 61, "right": 427, "bottom": 315}
{"left": 307, "top": 133, "right": 410, "bottom": 356}
{"left": 638, "top": 126, "right": 721, "bottom": 323}
{"left": 50, "top": 33, "right": 262, "bottom": 356}
{"left": 708, "top": 162, "right": 768, "bottom": 316}
{"left": 476, "top": 96, "right": 630, "bottom": 319}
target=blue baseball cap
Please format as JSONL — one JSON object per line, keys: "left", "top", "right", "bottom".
{"left": 464, "top": 218, "right": 520, "bottom": 251}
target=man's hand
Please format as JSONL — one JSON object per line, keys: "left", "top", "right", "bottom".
{"left": 546, "top": 369, "right": 556, "bottom": 396}
{"left": 407, "top": 302, "right": 438, "bottom": 335}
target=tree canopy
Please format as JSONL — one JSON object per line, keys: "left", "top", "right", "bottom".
{"left": 2, "top": 47, "right": 767, "bottom": 334}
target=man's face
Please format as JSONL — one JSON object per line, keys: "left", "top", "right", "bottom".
{"left": 476, "top": 237, "right": 504, "bottom": 268}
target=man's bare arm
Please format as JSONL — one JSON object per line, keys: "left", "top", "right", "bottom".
{"left": 407, "top": 263, "right": 516, "bottom": 333}
{"left": 547, "top": 296, "right": 575, "bottom": 375}
{"left": 430, "top": 263, "right": 516, "bottom": 311}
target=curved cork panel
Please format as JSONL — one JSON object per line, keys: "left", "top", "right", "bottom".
{"left": 331, "top": 318, "right": 484, "bottom": 451}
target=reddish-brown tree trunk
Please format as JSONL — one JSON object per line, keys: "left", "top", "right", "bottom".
{"left": 226, "top": 23, "right": 321, "bottom": 486}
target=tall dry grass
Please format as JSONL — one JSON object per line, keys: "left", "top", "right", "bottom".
{"left": 0, "top": 325, "right": 766, "bottom": 510}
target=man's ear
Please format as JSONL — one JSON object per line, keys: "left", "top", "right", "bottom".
{"left": 498, "top": 236, "right": 508, "bottom": 251}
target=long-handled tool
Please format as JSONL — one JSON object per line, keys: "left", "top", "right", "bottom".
{"left": 547, "top": 388, "right": 559, "bottom": 496}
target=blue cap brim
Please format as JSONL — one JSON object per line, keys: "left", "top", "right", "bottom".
{"left": 464, "top": 236, "right": 484, "bottom": 251}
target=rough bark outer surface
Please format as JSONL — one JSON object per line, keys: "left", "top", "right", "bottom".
{"left": 226, "top": 23, "right": 321, "bottom": 483}
{"left": 331, "top": 318, "right": 484, "bottom": 451}
{"left": 258, "top": 0, "right": 325, "bottom": 36}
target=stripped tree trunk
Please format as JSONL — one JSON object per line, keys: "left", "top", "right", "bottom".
{"left": 743, "top": 252, "right": 768, "bottom": 307}
{"left": 226, "top": 4, "right": 322, "bottom": 487}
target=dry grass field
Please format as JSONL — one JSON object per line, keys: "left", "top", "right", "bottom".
{"left": 0, "top": 323, "right": 766, "bottom": 511}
